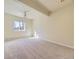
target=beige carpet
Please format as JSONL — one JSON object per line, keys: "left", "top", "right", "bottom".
{"left": 5, "top": 39, "right": 74, "bottom": 59}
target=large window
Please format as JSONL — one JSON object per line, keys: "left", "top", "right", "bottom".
{"left": 13, "top": 20, "right": 25, "bottom": 31}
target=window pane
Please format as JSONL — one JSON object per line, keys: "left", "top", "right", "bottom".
{"left": 14, "top": 21, "right": 20, "bottom": 29}
{"left": 13, "top": 20, "right": 25, "bottom": 31}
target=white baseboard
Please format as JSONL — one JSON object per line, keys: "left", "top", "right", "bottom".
{"left": 44, "top": 39, "right": 74, "bottom": 49}
{"left": 5, "top": 37, "right": 74, "bottom": 49}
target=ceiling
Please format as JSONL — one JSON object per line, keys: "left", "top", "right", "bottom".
{"left": 5, "top": 0, "right": 32, "bottom": 17}
{"left": 5, "top": 0, "right": 73, "bottom": 16}
{"left": 38, "top": 0, "right": 73, "bottom": 12}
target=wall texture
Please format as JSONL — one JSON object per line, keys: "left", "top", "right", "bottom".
{"left": 4, "top": 13, "right": 34, "bottom": 40}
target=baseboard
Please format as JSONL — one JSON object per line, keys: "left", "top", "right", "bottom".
{"left": 44, "top": 39, "right": 74, "bottom": 49}
{"left": 5, "top": 37, "right": 74, "bottom": 49}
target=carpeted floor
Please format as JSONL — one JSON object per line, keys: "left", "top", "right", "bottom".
{"left": 4, "top": 39, "right": 74, "bottom": 59}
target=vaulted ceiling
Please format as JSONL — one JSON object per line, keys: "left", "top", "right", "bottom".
{"left": 5, "top": 0, "right": 73, "bottom": 16}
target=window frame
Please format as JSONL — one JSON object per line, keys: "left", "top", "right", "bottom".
{"left": 13, "top": 20, "right": 25, "bottom": 32}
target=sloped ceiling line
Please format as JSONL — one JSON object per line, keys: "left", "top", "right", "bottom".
{"left": 19, "top": 0, "right": 51, "bottom": 16}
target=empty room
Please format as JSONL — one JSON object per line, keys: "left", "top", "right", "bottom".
{"left": 4, "top": 0, "right": 74, "bottom": 59}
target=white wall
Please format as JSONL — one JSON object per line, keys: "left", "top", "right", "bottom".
{"left": 4, "top": 13, "right": 34, "bottom": 40}
{"left": 32, "top": 3, "right": 74, "bottom": 48}
{"left": 48, "top": 4, "right": 74, "bottom": 48}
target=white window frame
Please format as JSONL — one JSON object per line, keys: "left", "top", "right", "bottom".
{"left": 13, "top": 20, "right": 25, "bottom": 31}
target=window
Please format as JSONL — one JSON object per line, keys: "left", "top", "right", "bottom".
{"left": 13, "top": 20, "right": 25, "bottom": 31}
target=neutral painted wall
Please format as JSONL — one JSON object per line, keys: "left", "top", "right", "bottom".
{"left": 32, "top": 3, "right": 74, "bottom": 48}
{"left": 48, "top": 4, "right": 74, "bottom": 48}
{"left": 43, "top": 4, "right": 73, "bottom": 48}
{"left": 4, "top": 13, "right": 34, "bottom": 40}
